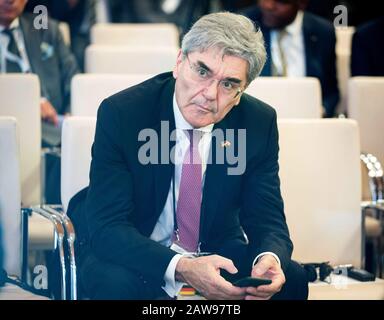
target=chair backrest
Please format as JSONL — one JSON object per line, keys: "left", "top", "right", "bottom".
{"left": 0, "top": 74, "right": 41, "bottom": 206}
{"left": 245, "top": 77, "right": 322, "bottom": 118}
{"left": 348, "top": 77, "right": 384, "bottom": 165}
{"left": 335, "top": 26, "right": 355, "bottom": 54}
{"left": 336, "top": 50, "right": 351, "bottom": 115}
{"left": 71, "top": 74, "right": 154, "bottom": 117}
{"left": 59, "top": 22, "right": 71, "bottom": 45}
{"left": 85, "top": 45, "right": 178, "bottom": 74}
{"left": 61, "top": 117, "right": 96, "bottom": 211}
{"left": 0, "top": 117, "right": 22, "bottom": 277}
{"left": 91, "top": 23, "right": 179, "bottom": 48}
{"left": 334, "top": 27, "right": 354, "bottom": 115}
{"left": 278, "top": 119, "right": 362, "bottom": 267}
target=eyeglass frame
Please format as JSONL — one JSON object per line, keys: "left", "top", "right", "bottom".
{"left": 183, "top": 54, "right": 245, "bottom": 99}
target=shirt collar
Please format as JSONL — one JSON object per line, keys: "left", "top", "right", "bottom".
{"left": 172, "top": 93, "right": 214, "bottom": 133}
{"left": 0, "top": 18, "right": 20, "bottom": 32}
{"left": 284, "top": 10, "right": 303, "bottom": 36}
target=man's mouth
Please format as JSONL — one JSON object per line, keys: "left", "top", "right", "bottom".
{"left": 194, "top": 103, "right": 214, "bottom": 113}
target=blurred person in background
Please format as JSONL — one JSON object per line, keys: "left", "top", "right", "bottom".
{"left": 351, "top": 16, "right": 384, "bottom": 76}
{"left": 243, "top": 0, "right": 339, "bottom": 117}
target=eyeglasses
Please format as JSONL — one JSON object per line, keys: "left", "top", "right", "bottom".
{"left": 185, "top": 55, "right": 244, "bottom": 99}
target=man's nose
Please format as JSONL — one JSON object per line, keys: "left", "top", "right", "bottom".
{"left": 203, "top": 79, "right": 219, "bottom": 100}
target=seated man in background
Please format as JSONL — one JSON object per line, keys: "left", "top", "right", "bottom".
{"left": 69, "top": 12, "right": 308, "bottom": 300}
{"left": 243, "top": 0, "right": 339, "bottom": 117}
{"left": 351, "top": 16, "right": 384, "bottom": 76}
{"left": 0, "top": 0, "right": 79, "bottom": 203}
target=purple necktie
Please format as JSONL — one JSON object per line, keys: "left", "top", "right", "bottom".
{"left": 175, "top": 130, "right": 203, "bottom": 252}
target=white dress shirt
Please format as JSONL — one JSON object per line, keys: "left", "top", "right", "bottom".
{"left": 150, "top": 94, "right": 280, "bottom": 298}
{"left": 270, "top": 10, "right": 305, "bottom": 77}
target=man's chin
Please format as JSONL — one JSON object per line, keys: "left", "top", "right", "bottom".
{"left": 187, "top": 116, "right": 214, "bottom": 129}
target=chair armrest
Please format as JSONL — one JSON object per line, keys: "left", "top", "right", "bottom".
{"left": 29, "top": 205, "right": 67, "bottom": 300}
{"left": 360, "top": 153, "right": 384, "bottom": 202}
{"left": 41, "top": 205, "right": 77, "bottom": 301}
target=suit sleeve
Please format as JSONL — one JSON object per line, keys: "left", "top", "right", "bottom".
{"left": 85, "top": 99, "right": 176, "bottom": 286}
{"left": 240, "top": 111, "right": 293, "bottom": 272}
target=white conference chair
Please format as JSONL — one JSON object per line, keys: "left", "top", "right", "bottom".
{"left": 0, "top": 74, "right": 41, "bottom": 206}
{"left": 334, "top": 27, "right": 354, "bottom": 115}
{"left": 278, "top": 119, "right": 384, "bottom": 299}
{"left": 335, "top": 26, "right": 355, "bottom": 54}
{"left": 348, "top": 77, "right": 384, "bottom": 165}
{"left": 245, "top": 77, "right": 322, "bottom": 118}
{"left": 71, "top": 74, "right": 153, "bottom": 117}
{"left": 336, "top": 50, "right": 351, "bottom": 115}
{"left": 0, "top": 117, "right": 51, "bottom": 300}
{"left": 348, "top": 77, "right": 384, "bottom": 275}
{"left": 91, "top": 23, "right": 179, "bottom": 48}
{"left": 61, "top": 117, "right": 96, "bottom": 211}
{"left": 0, "top": 75, "right": 55, "bottom": 252}
{"left": 85, "top": 45, "right": 178, "bottom": 74}
{"left": 0, "top": 117, "right": 22, "bottom": 278}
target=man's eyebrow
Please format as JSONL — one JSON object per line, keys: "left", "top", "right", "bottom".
{"left": 196, "top": 60, "right": 241, "bottom": 84}
{"left": 196, "top": 60, "right": 212, "bottom": 73}
{"left": 224, "top": 77, "right": 242, "bottom": 84}
{"left": 195, "top": 60, "right": 243, "bottom": 84}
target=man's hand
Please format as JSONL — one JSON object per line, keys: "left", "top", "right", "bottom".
{"left": 244, "top": 254, "right": 285, "bottom": 300}
{"left": 175, "top": 255, "right": 247, "bottom": 300}
{"left": 40, "top": 98, "right": 59, "bottom": 126}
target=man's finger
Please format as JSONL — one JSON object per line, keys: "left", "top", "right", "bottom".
{"left": 210, "top": 255, "right": 238, "bottom": 274}
{"left": 252, "top": 259, "right": 275, "bottom": 277}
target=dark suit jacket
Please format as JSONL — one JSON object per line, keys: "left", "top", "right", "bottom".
{"left": 243, "top": 8, "right": 339, "bottom": 117}
{"left": 19, "top": 13, "right": 79, "bottom": 114}
{"left": 70, "top": 72, "right": 292, "bottom": 288}
{"left": 351, "top": 17, "right": 384, "bottom": 76}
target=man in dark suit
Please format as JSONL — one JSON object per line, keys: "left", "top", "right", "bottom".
{"left": 70, "top": 12, "right": 308, "bottom": 300}
{"left": 243, "top": 0, "right": 339, "bottom": 117}
{"left": 0, "top": 0, "right": 79, "bottom": 143}
{"left": 351, "top": 16, "right": 384, "bottom": 76}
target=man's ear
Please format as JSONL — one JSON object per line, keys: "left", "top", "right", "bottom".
{"left": 234, "top": 95, "right": 242, "bottom": 106}
{"left": 173, "top": 49, "right": 183, "bottom": 79}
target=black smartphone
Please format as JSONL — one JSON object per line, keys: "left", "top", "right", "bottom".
{"left": 232, "top": 277, "right": 272, "bottom": 287}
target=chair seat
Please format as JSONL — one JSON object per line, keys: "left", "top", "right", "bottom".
{"left": 309, "top": 275, "right": 384, "bottom": 300}
{"left": 0, "top": 283, "right": 50, "bottom": 300}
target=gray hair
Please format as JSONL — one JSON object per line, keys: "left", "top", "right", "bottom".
{"left": 181, "top": 12, "right": 266, "bottom": 85}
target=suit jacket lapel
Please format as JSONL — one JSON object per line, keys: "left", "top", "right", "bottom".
{"left": 199, "top": 117, "right": 231, "bottom": 243}
{"left": 19, "top": 14, "right": 51, "bottom": 98}
{"left": 19, "top": 15, "right": 43, "bottom": 75}
{"left": 153, "top": 78, "right": 176, "bottom": 218}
